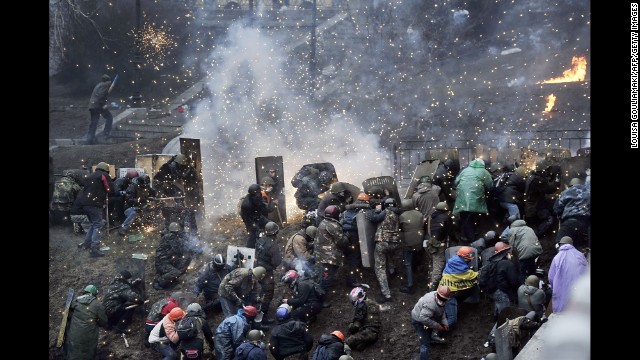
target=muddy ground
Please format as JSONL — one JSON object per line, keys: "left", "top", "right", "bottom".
{"left": 48, "top": 80, "right": 559, "bottom": 360}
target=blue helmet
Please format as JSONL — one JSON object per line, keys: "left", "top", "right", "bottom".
{"left": 276, "top": 303, "right": 291, "bottom": 320}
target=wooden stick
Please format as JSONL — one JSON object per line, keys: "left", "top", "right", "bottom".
{"left": 56, "top": 288, "right": 75, "bottom": 347}
{"left": 125, "top": 299, "right": 150, "bottom": 310}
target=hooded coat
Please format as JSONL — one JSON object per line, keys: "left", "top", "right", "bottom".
{"left": 269, "top": 317, "right": 313, "bottom": 359}
{"left": 412, "top": 182, "right": 441, "bottom": 219}
{"left": 311, "top": 334, "right": 346, "bottom": 360}
{"left": 506, "top": 220, "right": 543, "bottom": 261}
{"left": 64, "top": 293, "right": 108, "bottom": 360}
{"left": 452, "top": 159, "right": 493, "bottom": 215}
{"left": 548, "top": 244, "right": 588, "bottom": 312}
{"left": 214, "top": 309, "right": 252, "bottom": 360}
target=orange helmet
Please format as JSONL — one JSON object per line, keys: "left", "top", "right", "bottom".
{"left": 494, "top": 242, "right": 511, "bottom": 253}
{"left": 456, "top": 246, "right": 475, "bottom": 261}
{"left": 168, "top": 307, "right": 185, "bottom": 321}
{"left": 331, "top": 330, "right": 345, "bottom": 342}
{"left": 356, "top": 192, "right": 370, "bottom": 201}
{"left": 437, "top": 285, "right": 451, "bottom": 300}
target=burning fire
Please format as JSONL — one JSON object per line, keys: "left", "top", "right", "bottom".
{"left": 544, "top": 94, "right": 556, "bottom": 112}
{"left": 539, "top": 56, "right": 587, "bottom": 83}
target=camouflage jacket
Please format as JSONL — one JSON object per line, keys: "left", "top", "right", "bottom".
{"left": 369, "top": 207, "right": 402, "bottom": 243}
{"left": 51, "top": 174, "right": 82, "bottom": 210}
{"left": 553, "top": 184, "right": 590, "bottom": 220}
{"left": 283, "top": 230, "right": 313, "bottom": 266}
{"left": 314, "top": 218, "right": 348, "bottom": 266}
{"left": 352, "top": 298, "right": 381, "bottom": 330}
{"left": 219, "top": 268, "right": 262, "bottom": 303}
{"left": 102, "top": 278, "right": 144, "bottom": 316}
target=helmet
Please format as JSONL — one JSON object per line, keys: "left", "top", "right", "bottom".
{"left": 485, "top": 353, "right": 497, "bottom": 360}
{"left": 485, "top": 231, "right": 496, "bottom": 241}
{"left": 437, "top": 285, "right": 451, "bottom": 300}
{"left": 168, "top": 307, "right": 185, "bottom": 321}
{"left": 436, "top": 202, "right": 448, "bottom": 211}
{"left": 281, "top": 270, "right": 299, "bottom": 284}
{"left": 243, "top": 305, "right": 258, "bottom": 318}
{"left": 559, "top": 236, "right": 573, "bottom": 245}
{"left": 318, "top": 171, "right": 333, "bottom": 185}
{"left": 324, "top": 205, "right": 340, "bottom": 220}
{"left": 252, "top": 266, "right": 267, "bottom": 280}
{"left": 248, "top": 184, "right": 261, "bottom": 195}
{"left": 419, "top": 175, "right": 432, "bottom": 184}
{"left": 525, "top": 275, "right": 540, "bottom": 287}
{"left": 101, "top": 74, "right": 111, "bottom": 81}
{"left": 84, "top": 284, "right": 98, "bottom": 295}
{"left": 368, "top": 186, "right": 384, "bottom": 199}
{"left": 349, "top": 287, "right": 366, "bottom": 305}
{"left": 330, "top": 182, "right": 346, "bottom": 194}
{"left": 569, "top": 178, "right": 582, "bottom": 187}
{"left": 174, "top": 154, "right": 187, "bottom": 165}
{"left": 168, "top": 222, "right": 181, "bottom": 232}
{"left": 356, "top": 192, "right": 370, "bottom": 201}
{"left": 276, "top": 303, "right": 291, "bottom": 320}
{"left": 265, "top": 222, "right": 279, "bottom": 236}
{"left": 247, "top": 329, "right": 264, "bottom": 341}
{"left": 126, "top": 169, "right": 139, "bottom": 179}
{"left": 138, "top": 174, "right": 150, "bottom": 186}
{"left": 457, "top": 246, "right": 475, "bottom": 261}
{"left": 213, "top": 254, "right": 225, "bottom": 266}
{"left": 339, "top": 356, "right": 354, "bottom": 360}
{"left": 186, "top": 303, "right": 202, "bottom": 313}
{"left": 401, "top": 198, "right": 414, "bottom": 211}
{"left": 95, "top": 162, "right": 109, "bottom": 172}
{"left": 443, "top": 159, "right": 455, "bottom": 169}
{"left": 305, "top": 226, "right": 317, "bottom": 239}
{"left": 331, "top": 330, "right": 345, "bottom": 342}
{"left": 494, "top": 242, "right": 511, "bottom": 253}
{"left": 384, "top": 197, "right": 396, "bottom": 207}
{"left": 261, "top": 176, "right": 275, "bottom": 185}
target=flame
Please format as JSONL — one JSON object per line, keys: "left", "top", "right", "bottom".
{"left": 539, "top": 56, "right": 587, "bottom": 83}
{"left": 544, "top": 94, "right": 556, "bottom": 112}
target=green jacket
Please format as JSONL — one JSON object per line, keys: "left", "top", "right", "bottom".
{"left": 64, "top": 294, "right": 108, "bottom": 360}
{"left": 452, "top": 159, "right": 493, "bottom": 215}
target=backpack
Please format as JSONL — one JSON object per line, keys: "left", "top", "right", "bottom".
{"left": 311, "top": 344, "right": 328, "bottom": 360}
{"left": 147, "top": 298, "right": 171, "bottom": 322}
{"left": 478, "top": 260, "right": 498, "bottom": 293}
{"left": 176, "top": 315, "right": 200, "bottom": 340}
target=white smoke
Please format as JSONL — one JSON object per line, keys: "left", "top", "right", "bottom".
{"left": 181, "top": 23, "right": 388, "bottom": 221}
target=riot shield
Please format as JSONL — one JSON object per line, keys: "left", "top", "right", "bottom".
{"left": 404, "top": 159, "right": 440, "bottom": 199}
{"left": 226, "top": 246, "right": 256, "bottom": 269}
{"left": 255, "top": 156, "right": 287, "bottom": 226}
{"left": 179, "top": 138, "right": 206, "bottom": 227}
{"left": 362, "top": 176, "right": 401, "bottom": 206}
{"left": 357, "top": 211, "right": 376, "bottom": 267}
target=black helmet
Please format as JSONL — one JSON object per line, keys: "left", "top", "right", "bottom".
{"left": 324, "top": 205, "right": 340, "bottom": 220}
{"left": 265, "top": 222, "right": 279, "bottom": 236}
{"left": 213, "top": 254, "right": 225, "bottom": 266}
{"left": 139, "top": 175, "right": 150, "bottom": 186}
{"left": 248, "top": 184, "right": 261, "bottom": 195}
{"left": 384, "top": 197, "right": 396, "bottom": 207}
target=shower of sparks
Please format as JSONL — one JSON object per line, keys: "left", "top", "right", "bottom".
{"left": 131, "top": 23, "right": 177, "bottom": 71}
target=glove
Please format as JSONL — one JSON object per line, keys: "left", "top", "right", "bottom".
{"left": 423, "top": 240, "right": 428, "bottom": 248}
{"left": 585, "top": 168, "right": 591, "bottom": 176}
{"left": 348, "top": 321, "right": 361, "bottom": 334}
{"left": 437, "top": 324, "right": 444, "bottom": 331}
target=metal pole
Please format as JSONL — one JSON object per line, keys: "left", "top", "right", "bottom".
{"left": 309, "top": 0, "right": 317, "bottom": 93}
{"left": 131, "top": 0, "right": 143, "bottom": 107}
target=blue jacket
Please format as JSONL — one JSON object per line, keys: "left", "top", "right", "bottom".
{"left": 214, "top": 310, "right": 251, "bottom": 360}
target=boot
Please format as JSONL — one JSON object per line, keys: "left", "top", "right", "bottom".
{"left": 376, "top": 294, "right": 392, "bottom": 303}
{"left": 430, "top": 331, "right": 446, "bottom": 344}
{"left": 399, "top": 286, "right": 414, "bottom": 294}
{"left": 261, "top": 307, "right": 275, "bottom": 325}
{"left": 89, "top": 248, "right": 105, "bottom": 257}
